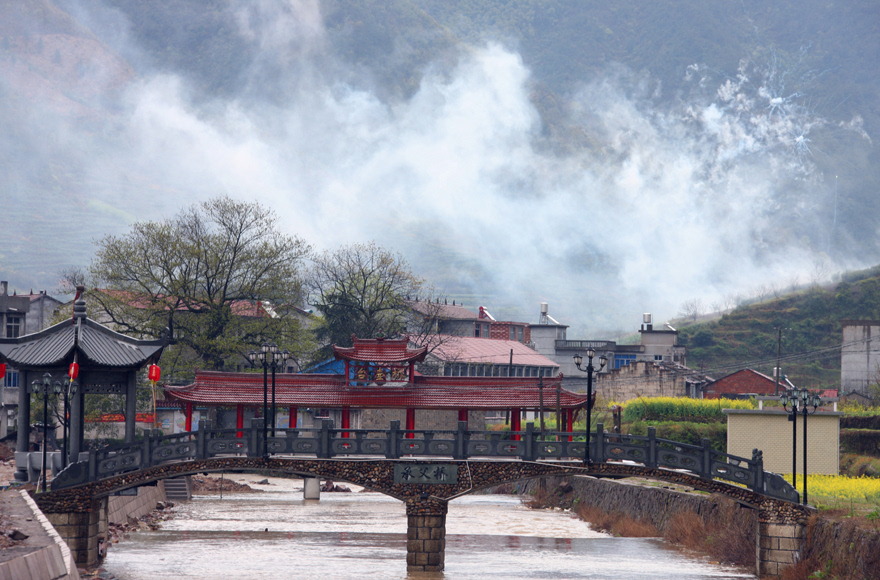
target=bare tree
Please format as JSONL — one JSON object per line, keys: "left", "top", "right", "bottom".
{"left": 810, "top": 256, "right": 832, "bottom": 289}
{"left": 753, "top": 284, "right": 770, "bottom": 303}
{"left": 678, "top": 298, "right": 704, "bottom": 322}
{"left": 722, "top": 293, "right": 738, "bottom": 312}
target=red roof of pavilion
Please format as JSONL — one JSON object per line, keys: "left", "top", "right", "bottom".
{"left": 164, "top": 370, "right": 587, "bottom": 410}
{"left": 332, "top": 337, "right": 427, "bottom": 364}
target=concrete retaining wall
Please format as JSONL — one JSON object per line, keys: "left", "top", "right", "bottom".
{"left": 0, "top": 491, "right": 81, "bottom": 580}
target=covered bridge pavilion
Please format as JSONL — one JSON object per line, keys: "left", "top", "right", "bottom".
{"left": 165, "top": 337, "right": 589, "bottom": 437}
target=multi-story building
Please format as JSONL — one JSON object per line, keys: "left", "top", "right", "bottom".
{"left": 0, "top": 282, "right": 63, "bottom": 437}
{"left": 840, "top": 320, "right": 880, "bottom": 397}
{"left": 530, "top": 305, "right": 686, "bottom": 380}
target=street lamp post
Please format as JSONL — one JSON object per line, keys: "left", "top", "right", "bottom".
{"left": 249, "top": 343, "right": 289, "bottom": 458}
{"left": 61, "top": 378, "right": 78, "bottom": 469}
{"left": 30, "top": 373, "right": 61, "bottom": 493}
{"left": 781, "top": 388, "right": 821, "bottom": 505}
{"left": 573, "top": 349, "right": 607, "bottom": 465}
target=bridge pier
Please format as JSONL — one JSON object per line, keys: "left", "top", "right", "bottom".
{"left": 756, "top": 513, "right": 805, "bottom": 577}
{"left": 303, "top": 476, "right": 320, "bottom": 500}
{"left": 406, "top": 498, "right": 447, "bottom": 572}
{"left": 44, "top": 497, "right": 109, "bottom": 567}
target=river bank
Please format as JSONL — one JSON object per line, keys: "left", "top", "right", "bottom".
{"left": 519, "top": 475, "right": 880, "bottom": 580}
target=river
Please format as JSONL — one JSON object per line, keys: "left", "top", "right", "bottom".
{"left": 102, "top": 474, "right": 755, "bottom": 580}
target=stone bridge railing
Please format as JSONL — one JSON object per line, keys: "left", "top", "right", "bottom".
{"left": 51, "top": 418, "right": 798, "bottom": 502}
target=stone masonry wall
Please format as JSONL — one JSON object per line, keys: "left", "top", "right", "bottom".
{"left": 595, "top": 361, "right": 689, "bottom": 402}
{"left": 107, "top": 480, "right": 167, "bottom": 524}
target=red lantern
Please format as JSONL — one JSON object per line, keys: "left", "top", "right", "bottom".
{"left": 68, "top": 362, "right": 79, "bottom": 380}
{"left": 0, "top": 363, "right": 6, "bottom": 382}
{"left": 148, "top": 364, "right": 161, "bottom": 382}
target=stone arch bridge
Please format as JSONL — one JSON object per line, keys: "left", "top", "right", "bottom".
{"left": 34, "top": 420, "right": 810, "bottom": 576}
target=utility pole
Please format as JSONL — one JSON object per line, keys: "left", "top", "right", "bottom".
{"left": 775, "top": 327, "right": 782, "bottom": 395}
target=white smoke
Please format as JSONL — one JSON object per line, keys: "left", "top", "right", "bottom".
{"left": 1, "top": 1, "right": 871, "bottom": 331}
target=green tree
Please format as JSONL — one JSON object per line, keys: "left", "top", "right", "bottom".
{"left": 65, "top": 196, "right": 313, "bottom": 381}
{"left": 306, "top": 242, "right": 423, "bottom": 361}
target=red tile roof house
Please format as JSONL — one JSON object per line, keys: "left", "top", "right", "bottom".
{"left": 702, "top": 369, "right": 788, "bottom": 399}
{"left": 407, "top": 300, "right": 532, "bottom": 344}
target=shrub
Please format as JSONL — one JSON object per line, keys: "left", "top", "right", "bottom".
{"left": 840, "top": 429, "right": 880, "bottom": 457}
{"left": 624, "top": 421, "right": 727, "bottom": 452}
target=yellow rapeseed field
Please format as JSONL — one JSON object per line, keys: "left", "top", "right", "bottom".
{"left": 784, "top": 473, "right": 880, "bottom": 501}
{"left": 613, "top": 396, "right": 755, "bottom": 421}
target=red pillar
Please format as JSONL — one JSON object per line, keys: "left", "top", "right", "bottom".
{"left": 185, "top": 402, "right": 193, "bottom": 432}
{"left": 405, "top": 408, "right": 415, "bottom": 439}
{"left": 511, "top": 407, "right": 521, "bottom": 441}
{"left": 289, "top": 406, "right": 297, "bottom": 429}
{"left": 458, "top": 408, "right": 468, "bottom": 425}
{"left": 566, "top": 408, "right": 573, "bottom": 442}
{"left": 236, "top": 404, "right": 243, "bottom": 438}
{"left": 342, "top": 407, "right": 351, "bottom": 438}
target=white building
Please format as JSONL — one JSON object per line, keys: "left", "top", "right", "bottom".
{"left": 840, "top": 320, "right": 880, "bottom": 397}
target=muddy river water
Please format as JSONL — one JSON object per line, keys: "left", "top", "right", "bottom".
{"left": 102, "top": 475, "right": 755, "bottom": 580}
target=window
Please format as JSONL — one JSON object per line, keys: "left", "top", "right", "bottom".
{"left": 614, "top": 355, "right": 636, "bottom": 369}
{"left": 3, "top": 369, "right": 19, "bottom": 388}
{"left": 475, "top": 323, "right": 489, "bottom": 338}
{"left": 509, "top": 327, "right": 516, "bottom": 340}
{"left": 6, "top": 316, "right": 21, "bottom": 338}
{"left": 654, "top": 355, "right": 663, "bottom": 361}
{"left": 518, "top": 327, "right": 524, "bottom": 342}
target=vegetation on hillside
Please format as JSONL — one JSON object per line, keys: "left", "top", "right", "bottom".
{"left": 679, "top": 268, "right": 880, "bottom": 390}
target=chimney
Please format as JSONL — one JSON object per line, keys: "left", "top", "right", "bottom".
{"left": 0, "top": 281, "right": 6, "bottom": 296}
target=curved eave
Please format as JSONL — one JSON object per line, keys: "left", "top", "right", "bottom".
{"left": 332, "top": 342, "right": 428, "bottom": 364}
{"left": 0, "top": 319, "right": 167, "bottom": 369}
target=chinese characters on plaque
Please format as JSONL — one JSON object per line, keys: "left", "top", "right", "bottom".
{"left": 351, "top": 363, "right": 409, "bottom": 385}
{"left": 393, "top": 464, "right": 458, "bottom": 484}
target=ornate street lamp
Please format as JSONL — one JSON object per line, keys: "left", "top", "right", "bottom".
{"left": 781, "top": 388, "right": 821, "bottom": 504}
{"left": 30, "top": 373, "right": 61, "bottom": 493}
{"left": 249, "top": 342, "right": 289, "bottom": 458}
{"left": 573, "top": 349, "right": 607, "bottom": 465}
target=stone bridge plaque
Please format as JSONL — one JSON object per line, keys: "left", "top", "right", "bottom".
{"left": 394, "top": 463, "right": 457, "bottom": 484}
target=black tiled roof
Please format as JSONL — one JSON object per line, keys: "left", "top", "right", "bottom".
{"left": 0, "top": 319, "right": 165, "bottom": 368}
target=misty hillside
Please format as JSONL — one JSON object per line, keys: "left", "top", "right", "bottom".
{"left": 679, "top": 265, "right": 880, "bottom": 390}
{"left": 1, "top": 0, "right": 878, "bottom": 330}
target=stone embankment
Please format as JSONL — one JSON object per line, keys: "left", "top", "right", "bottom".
{"left": 515, "top": 475, "right": 747, "bottom": 532}
{"left": 0, "top": 489, "right": 80, "bottom": 580}
{"left": 796, "top": 517, "right": 880, "bottom": 580}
